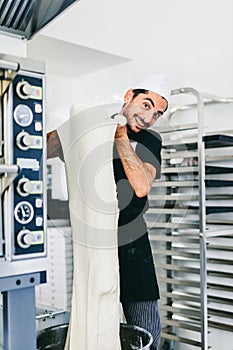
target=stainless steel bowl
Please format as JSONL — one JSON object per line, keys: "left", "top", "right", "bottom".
{"left": 120, "top": 323, "right": 153, "bottom": 350}
{"left": 37, "top": 322, "right": 153, "bottom": 350}
{"left": 37, "top": 324, "right": 68, "bottom": 350}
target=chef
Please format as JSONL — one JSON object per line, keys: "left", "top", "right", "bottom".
{"left": 47, "top": 74, "right": 171, "bottom": 350}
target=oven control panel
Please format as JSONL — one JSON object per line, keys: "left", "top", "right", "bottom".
{"left": 11, "top": 73, "right": 46, "bottom": 258}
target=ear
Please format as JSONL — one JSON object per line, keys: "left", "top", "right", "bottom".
{"left": 124, "top": 89, "right": 134, "bottom": 103}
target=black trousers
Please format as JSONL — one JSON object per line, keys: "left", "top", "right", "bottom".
{"left": 122, "top": 299, "right": 161, "bottom": 350}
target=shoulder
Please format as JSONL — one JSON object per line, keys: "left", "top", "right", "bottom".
{"left": 138, "top": 129, "right": 162, "bottom": 146}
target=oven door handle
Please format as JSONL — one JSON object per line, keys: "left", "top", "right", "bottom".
{"left": 0, "top": 59, "right": 19, "bottom": 71}
{"left": 0, "top": 164, "right": 19, "bottom": 194}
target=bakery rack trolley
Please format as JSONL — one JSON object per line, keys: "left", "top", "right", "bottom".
{"left": 146, "top": 88, "right": 233, "bottom": 349}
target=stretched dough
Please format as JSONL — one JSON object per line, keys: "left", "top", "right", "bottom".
{"left": 57, "top": 104, "right": 123, "bottom": 350}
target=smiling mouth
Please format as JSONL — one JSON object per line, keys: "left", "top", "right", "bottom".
{"left": 134, "top": 115, "right": 146, "bottom": 129}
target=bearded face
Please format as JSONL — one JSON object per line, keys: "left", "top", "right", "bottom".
{"left": 122, "top": 90, "right": 167, "bottom": 133}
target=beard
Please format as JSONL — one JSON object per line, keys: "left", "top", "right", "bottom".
{"left": 122, "top": 104, "right": 149, "bottom": 132}
{"left": 122, "top": 103, "right": 140, "bottom": 130}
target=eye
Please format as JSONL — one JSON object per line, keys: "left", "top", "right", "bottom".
{"left": 143, "top": 102, "right": 151, "bottom": 109}
{"left": 153, "top": 112, "right": 163, "bottom": 120}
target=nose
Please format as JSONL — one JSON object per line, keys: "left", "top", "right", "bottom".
{"left": 143, "top": 109, "right": 156, "bottom": 124}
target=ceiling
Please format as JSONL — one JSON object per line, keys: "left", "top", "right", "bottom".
{"left": 27, "top": 34, "right": 130, "bottom": 78}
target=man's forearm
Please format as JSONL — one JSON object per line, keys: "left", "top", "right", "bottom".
{"left": 47, "top": 129, "right": 64, "bottom": 161}
{"left": 115, "top": 137, "right": 155, "bottom": 198}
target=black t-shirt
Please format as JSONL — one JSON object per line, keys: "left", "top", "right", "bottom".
{"left": 113, "top": 125, "right": 162, "bottom": 245}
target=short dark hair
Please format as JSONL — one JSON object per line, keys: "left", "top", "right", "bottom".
{"left": 132, "top": 88, "right": 168, "bottom": 112}
{"left": 132, "top": 88, "right": 149, "bottom": 99}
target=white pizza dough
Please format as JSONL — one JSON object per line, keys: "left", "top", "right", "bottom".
{"left": 57, "top": 104, "right": 124, "bottom": 350}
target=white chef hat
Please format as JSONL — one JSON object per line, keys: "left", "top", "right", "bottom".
{"left": 133, "top": 74, "right": 171, "bottom": 105}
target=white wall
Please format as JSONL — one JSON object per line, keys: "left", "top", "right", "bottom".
{"left": 0, "top": 33, "right": 27, "bottom": 57}
{"left": 40, "top": 0, "right": 233, "bottom": 97}
{"left": 70, "top": 61, "right": 135, "bottom": 108}
{"left": 45, "top": 74, "right": 73, "bottom": 131}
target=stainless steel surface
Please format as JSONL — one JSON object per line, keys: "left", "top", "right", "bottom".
{"left": 149, "top": 193, "right": 198, "bottom": 201}
{"left": 161, "top": 317, "right": 201, "bottom": 332}
{"left": 0, "top": 165, "right": 19, "bottom": 173}
{"left": 162, "top": 165, "right": 199, "bottom": 173}
{"left": 160, "top": 304, "right": 201, "bottom": 318}
{"left": 191, "top": 87, "right": 208, "bottom": 350}
{"left": 0, "top": 54, "right": 47, "bottom": 350}
{"left": 162, "top": 150, "right": 199, "bottom": 159}
{"left": 156, "top": 123, "right": 198, "bottom": 133}
{"left": 36, "top": 307, "right": 70, "bottom": 333}
{"left": 205, "top": 227, "right": 233, "bottom": 238}
{"left": 158, "top": 277, "right": 200, "bottom": 288}
{"left": 36, "top": 323, "right": 153, "bottom": 350}
{"left": 209, "top": 320, "right": 233, "bottom": 333}
{"left": 0, "top": 58, "right": 18, "bottom": 71}
{"left": 152, "top": 180, "right": 199, "bottom": 187}
{"left": 161, "top": 332, "right": 201, "bottom": 348}
{"left": 0, "top": 53, "right": 45, "bottom": 73}
{"left": 153, "top": 248, "right": 200, "bottom": 259}
{"left": 1, "top": 61, "right": 47, "bottom": 262}
{"left": 150, "top": 235, "right": 199, "bottom": 243}
{"left": 148, "top": 221, "right": 199, "bottom": 229}
{"left": 149, "top": 89, "right": 233, "bottom": 349}
{"left": 120, "top": 323, "right": 153, "bottom": 350}
{"left": 160, "top": 291, "right": 201, "bottom": 303}
{"left": 168, "top": 90, "right": 233, "bottom": 117}
{"left": 163, "top": 136, "right": 198, "bottom": 146}
{"left": 37, "top": 323, "right": 68, "bottom": 350}
{"left": 0, "top": 0, "right": 79, "bottom": 40}
{"left": 156, "top": 263, "right": 200, "bottom": 274}
{"left": 0, "top": 165, "right": 19, "bottom": 196}
{"left": 147, "top": 207, "right": 199, "bottom": 215}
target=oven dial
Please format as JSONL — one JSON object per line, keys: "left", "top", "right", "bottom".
{"left": 14, "top": 201, "right": 34, "bottom": 225}
{"left": 16, "top": 178, "right": 32, "bottom": 197}
{"left": 14, "top": 104, "right": 33, "bottom": 127}
{"left": 17, "top": 229, "right": 33, "bottom": 249}
{"left": 16, "top": 81, "right": 32, "bottom": 99}
{"left": 16, "top": 131, "right": 32, "bottom": 150}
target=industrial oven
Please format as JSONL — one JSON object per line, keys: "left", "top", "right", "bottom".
{"left": 0, "top": 54, "right": 47, "bottom": 350}
{"left": 0, "top": 1, "right": 80, "bottom": 348}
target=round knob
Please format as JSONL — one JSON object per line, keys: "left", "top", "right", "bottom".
{"left": 16, "top": 81, "right": 32, "bottom": 100}
{"left": 16, "top": 178, "right": 32, "bottom": 197}
{"left": 17, "top": 229, "right": 32, "bottom": 249}
{"left": 16, "top": 131, "right": 32, "bottom": 150}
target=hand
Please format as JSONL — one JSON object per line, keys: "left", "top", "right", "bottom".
{"left": 115, "top": 124, "right": 128, "bottom": 140}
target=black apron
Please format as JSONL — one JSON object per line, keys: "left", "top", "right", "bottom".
{"left": 113, "top": 125, "right": 161, "bottom": 302}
